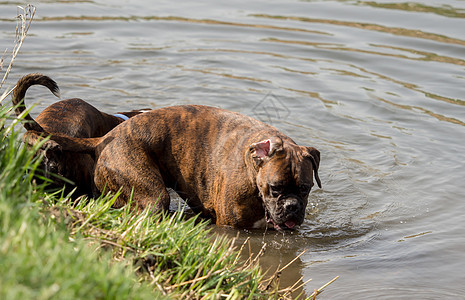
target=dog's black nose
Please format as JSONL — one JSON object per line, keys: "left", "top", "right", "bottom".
{"left": 284, "top": 201, "right": 300, "bottom": 214}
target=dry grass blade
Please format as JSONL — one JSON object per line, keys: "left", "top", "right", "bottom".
{"left": 233, "top": 236, "right": 251, "bottom": 265}
{"left": 0, "top": 4, "right": 36, "bottom": 104}
{"left": 292, "top": 276, "right": 313, "bottom": 292}
{"left": 261, "top": 249, "right": 307, "bottom": 293}
{"left": 278, "top": 249, "right": 308, "bottom": 273}
{"left": 277, "top": 275, "right": 306, "bottom": 294}
{"left": 168, "top": 236, "right": 238, "bottom": 291}
{"left": 167, "top": 269, "right": 224, "bottom": 290}
{"left": 245, "top": 241, "right": 267, "bottom": 269}
{"left": 260, "top": 249, "right": 337, "bottom": 299}
{"left": 309, "top": 276, "right": 340, "bottom": 299}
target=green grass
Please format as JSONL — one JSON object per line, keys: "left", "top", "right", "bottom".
{"left": 0, "top": 107, "right": 279, "bottom": 299}
{"left": 0, "top": 108, "right": 161, "bottom": 299}
{"left": 56, "top": 196, "right": 265, "bottom": 299}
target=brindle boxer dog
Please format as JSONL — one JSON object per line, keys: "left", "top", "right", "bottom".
{"left": 25, "top": 105, "right": 321, "bottom": 229}
{"left": 13, "top": 73, "right": 148, "bottom": 196}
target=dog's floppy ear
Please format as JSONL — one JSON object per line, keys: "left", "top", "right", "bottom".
{"left": 23, "top": 131, "right": 63, "bottom": 154}
{"left": 305, "top": 146, "right": 321, "bottom": 188}
{"left": 249, "top": 137, "right": 283, "bottom": 166}
{"left": 23, "top": 130, "right": 44, "bottom": 147}
{"left": 43, "top": 139, "right": 63, "bottom": 155}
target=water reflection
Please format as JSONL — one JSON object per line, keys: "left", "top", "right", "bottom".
{"left": 1, "top": 0, "right": 465, "bottom": 298}
{"left": 251, "top": 13, "right": 465, "bottom": 46}
{"left": 357, "top": 1, "right": 465, "bottom": 18}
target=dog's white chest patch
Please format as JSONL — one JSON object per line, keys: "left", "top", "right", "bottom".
{"left": 252, "top": 218, "right": 268, "bottom": 229}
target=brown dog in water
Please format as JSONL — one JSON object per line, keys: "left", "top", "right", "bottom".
{"left": 25, "top": 104, "right": 321, "bottom": 229}
{"left": 12, "top": 73, "right": 148, "bottom": 196}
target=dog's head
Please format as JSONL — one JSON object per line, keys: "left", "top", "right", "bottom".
{"left": 249, "top": 137, "right": 321, "bottom": 230}
{"left": 24, "top": 131, "right": 66, "bottom": 179}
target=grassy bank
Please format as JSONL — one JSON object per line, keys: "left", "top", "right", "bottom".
{"left": 0, "top": 109, "right": 158, "bottom": 299}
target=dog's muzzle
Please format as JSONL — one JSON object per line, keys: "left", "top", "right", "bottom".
{"left": 264, "top": 197, "right": 304, "bottom": 230}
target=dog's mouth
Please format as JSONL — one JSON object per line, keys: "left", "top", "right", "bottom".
{"left": 264, "top": 207, "right": 297, "bottom": 231}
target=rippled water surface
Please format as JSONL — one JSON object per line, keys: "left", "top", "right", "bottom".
{"left": 1, "top": 1, "right": 465, "bottom": 298}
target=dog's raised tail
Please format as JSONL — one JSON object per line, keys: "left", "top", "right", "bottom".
{"left": 12, "top": 73, "right": 60, "bottom": 132}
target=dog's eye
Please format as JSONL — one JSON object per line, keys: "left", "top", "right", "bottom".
{"left": 269, "top": 185, "right": 284, "bottom": 197}
{"left": 299, "top": 184, "right": 311, "bottom": 195}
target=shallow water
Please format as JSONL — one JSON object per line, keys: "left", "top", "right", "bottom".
{"left": 1, "top": 0, "right": 465, "bottom": 298}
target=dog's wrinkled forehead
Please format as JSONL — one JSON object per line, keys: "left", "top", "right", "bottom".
{"left": 250, "top": 137, "right": 321, "bottom": 189}
{"left": 264, "top": 146, "right": 314, "bottom": 186}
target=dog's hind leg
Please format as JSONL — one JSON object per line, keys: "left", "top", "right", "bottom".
{"left": 94, "top": 147, "right": 170, "bottom": 212}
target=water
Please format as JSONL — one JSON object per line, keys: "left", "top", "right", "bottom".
{"left": 1, "top": 1, "right": 464, "bottom": 298}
